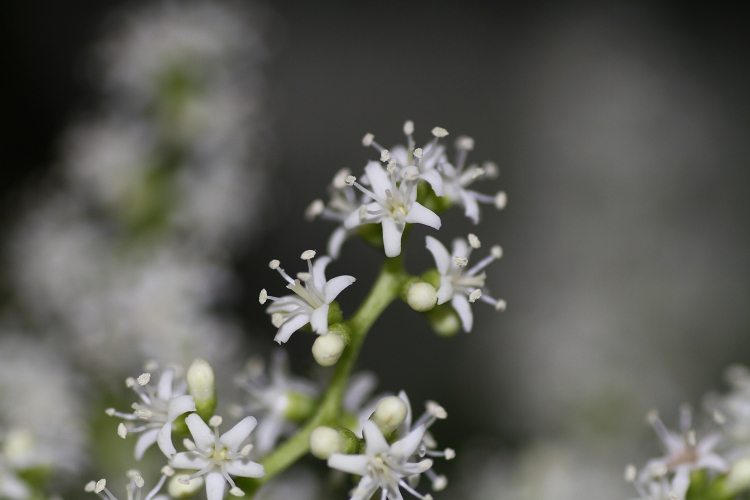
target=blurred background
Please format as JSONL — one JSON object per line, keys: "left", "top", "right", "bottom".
{"left": 2, "top": 1, "right": 750, "bottom": 499}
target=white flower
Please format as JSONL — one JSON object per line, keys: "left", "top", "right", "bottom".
{"left": 85, "top": 468, "right": 173, "bottom": 500}
{"left": 170, "top": 414, "right": 265, "bottom": 500}
{"left": 235, "top": 350, "right": 319, "bottom": 455}
{"left": 107, "top": 367, "right": 196, "bottom": 459}
{"left": 438, "top": 135, "right": 506, "bottom": 224}
{"left": 261, "top": 251, "right": 356, "bottom": 343}
{"left": 344, "top": 161, "right": 441, "bottom": 257}
{"left": 327, "top": 421, "right": 435, "bottom": 500}
{"left": 425, "top": 235, "right": 505, "bottom": 332}
{"left": 635, "top": 406, "right": 728, "bottom": 500}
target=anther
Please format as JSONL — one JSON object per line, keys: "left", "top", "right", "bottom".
{"left": 431, "top": 127, "right": 448, "bottom": 138}
{"left": 137, "top": 373, "right": 151, "bottom": 386}
{"left": 453, "top": 256, "right": 468, "bottom": 267}
{"left": 269, "top": 260, "right": 280, "bottom": 270}
{"left": 241, "top": 444, "right": 253, "bottom": 456}
{"left": 118, "top": 423, "right": 128, "bottom": 438}
{"left": 491, "top": 245, "right": 503, "bottom": 259}
{"left": 455, "top": 136, "right": 474, "bottom": 150}
{"left": 301, "top": 250, "right": 316, "bottom": 260}
{"left": 209, "top": 415, "right": 223, "bottom": 427}
{"left": 183, "top": 439, "right": 196, "bottom": 451}
{"left": 380, "top": 150, "right": 391, "bottom": 162}
{"left": 713, "top": 410, "right": 726, "bottom": 425}
{"left": 403, "top": 121, "right": 414, "bottom": 135}
{"left": 297, "top": 272, "right": 311, "bottom": 282}
{"left": 624, "top": 464, "right": 637, "bottom": 482}
{"left": 259, "top": 289, "right": 267, "bottom": 305}
{"left": 468, "top": 234, "right": 481, "bottom": 248}
{"left": 305, "top": 199, "right": 324, "bottom": 221}
{"left": 134, "top": 475, "right": 145, "bottom": 488}
{"left": 426, "top": 401, "right": 447, "bottom": 419}
{"left": 686, "top": 430, "right": 697, "bottom": 447}
{"left": 362, "top": 133, "right": 374, "bottom": 146}
{"left": 135, "top": 409, "right": 152, "bottom": 419}
{"left": 105, "top": 408, "right": 115, "bottom": 416}
{"left": 469, "top": 290, "right": 482, "bottom": 303}
{"left": 125, "top": 377, "right": 136, "bottom": 388}
{"left": 161, "top": 466, "right": 175, "bottom": 477}
{"left": 413, "top": 148, "right": 423, "bottom": 159}
{"left": 482, "top": 161, "right": 499, "bottom": 178}
{"left": 332, "top": 168, "right": 351, "bottom": 189}
{"left": 345, "top": 175, "right": 356, "bottom": 186}
{"left": 229, "top": 487, "right": 245, "bottom": 497}
{"left": 359, "top": 205, "right": 368, "bottom": 220}
{"left": 85, "top": 481, "right": 96, "bottom": 492}
{"left": 444, "top": 448, "right": 456, "bottom": 460}
{"left": 178, "top": 476, "right": 191, "bottom": 485}
{"left": 144, "top": 360, "right": 159, "bottom": 372}
{"left": 95, "top": 480, "right": 107, "bottom": 493}
{"left": 432, "top": 475, "right": 448, "bottom": 491}
{"left": 494, "top": 191, "right": 508, "bottom": 210}
{"left": 495, "top": 299, "right": 507, "bottom": 312}
{"left": 387, "top": 160, "right": 397, "bottom": 174}
{"left": 271, "top": 313, "right": 284, "bottom": 327}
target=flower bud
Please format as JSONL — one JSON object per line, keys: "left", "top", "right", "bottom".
{"left": 726, "top": 457, "right": 750, "bottom": 494}
{"left": 406, "top": 282, "right": 437, "bottom": 312}
{"left": 309, "top": 426, "right": 346, "bottom": 459}
{"left": 426, "top": 304, "right": 461, "bottom": 337}
{"left": 371, "top": 396, "right": 408, "bottom": 434}
{"left": 283, "top": 392, "right": 317, "bottom": 422}
{"left": 168, "top": 475, "right": 204, "bottom": 498}
{"left": 186, "top": 359, "right": 216, "bottom": 420}
{"left": 312, "top": 332, "right": 346, "bottom": 367}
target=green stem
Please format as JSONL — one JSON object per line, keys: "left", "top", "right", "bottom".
{"left": 239, "top": 256, "right": 408, "bottom": 496}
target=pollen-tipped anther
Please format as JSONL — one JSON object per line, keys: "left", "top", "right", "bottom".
{"left": 491, "top": 245, "right": 503, "bottom": 259}
{"left": 403, "top": 120, "right": 414, "bottom": 135}
{"left": 259, "top": 289, "right": 267, "bottom": 304}
{"left": 269, "top": 260, "right": 280, "bottom": 270}
{"left": 468, "top": 234, "right": 481, "bottom": 248}
{"left": 362, "top": 133, "right": 374, "bottom": 146}
{"left": 209, "top": 415, "right": 223, "bottom": 427}
{"left": 301, "top": 250, "right": 316, "bottom": 260}
{"left": 431, "top": 127, "right": 448, "bottom": 138}
{"left": 453, "top": 256, "right": 468, "bottom": 267}
{"left": 345, "top": 175, "right": 356, "bottom": 186}
{"left": 494, "top": 191, "right": 507, "bottom": 210}
{"left": 468, "top": 290, "right": 482, "bottom": 303}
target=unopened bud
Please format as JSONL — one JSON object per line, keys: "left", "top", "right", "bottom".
{"left": 426, "top": 304, "right": 461, "bottom": 337}
{"left": 726, "top": 458, "right": 750, "bottom": 494}
{"left": 169, "top": 475, "right": 204, "bottom": 498}
{"left": 312, "top": 332, "right": 346, "bottom": 367}
{"left": 372, "top": 396, "right": 408, "bottom": 434}
{"left": 406, "top": 282, "right": 437, "bottom": 312}
{"left": 187, "top": 359, "right": 216, "bottom": 420}
{"left": 310, "top": 426, "right": 346, "bottom": 459}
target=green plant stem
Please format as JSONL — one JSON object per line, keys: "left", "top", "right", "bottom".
{"left": 239, "top": 256, "right": 408, "bottom": 496}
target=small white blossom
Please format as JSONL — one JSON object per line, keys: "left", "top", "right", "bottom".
{"left": 107, "top": 366, "right": 196, "bottom": 459}
{"left": 170, "top": 414, "right": 265, "bottom": 500}
{"left": 425, "top": 235, "right": 504, "bottom": 332}
{"left": 263, "top": 253, "right": 356, "bottom": 343}
{"left": 327, "top": 421, "right": 434, "bottom": 500}
{"left": 635, "top": 406, "right": 728, "bottom": 500}
{"left": 85, "top": 469, "right": 170, "bottom": 500}
{"left": 344, "top": 161, "right": 441, "bottom": 257}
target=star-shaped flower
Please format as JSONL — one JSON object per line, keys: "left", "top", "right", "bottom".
{"left": 425, "top": 234, "right": 505, "bottom": 332}
{"left": 343, "top": 161, "right": 441, "bottom": 257}
{"left": 260, "top": 250, "right": 356, "bottom": 344}
{"left": 107, "top": 366, "right": 196, "bottom": 459}
{"left": 327, "top": 420, "right": 434, "bottom": 500}
{"left": 170, "top": 414, "right": 265, "bottom": 500}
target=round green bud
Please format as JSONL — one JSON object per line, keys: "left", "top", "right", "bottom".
{"left": 406, "top": 282, "right": 438, "bottom": 312}
{"left": 168, "top": 474, "right": 204, "bottom": 498}
{"left": 309, "top": 426, "right": 345, "bottom": 459}
{"left": 312, "top": 332, "right": 346, "bottom": 367}
{"left": 186, "top": 359, "right": 216, "bottom": 420}
{"left": 371, "top": 396, "right": 408, "bottom": 434}
{"left": 426, "top": 304, "right": 461, "bottom": 337}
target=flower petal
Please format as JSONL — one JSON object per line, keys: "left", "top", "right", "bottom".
{"left": 170, "top": 451, "right": 210, "bottom": 470}
{"left": 696, "top": 453, "right": 728, "bottom": 472}
{"left": 186, "top": 413, "right": 215, "bottom": 451}
{"left": 255, "top": 415, "right": 285, "bottom": 454}
{"left": 420, "top": 169, "right": 444, "bottom": 196}
{"left": 397, "top": 390, "right": 413, "bottom": 434}
{"left": 274, "top": 313, "right": 311, "bottom": 344}
{"left": 390, "top": 145, "right": 408, "bottom": 165}
{"left": 436, "top": 276, "right": 454, "bottom": 305}
{"left": 323, "top": 275, "right": 356, "bottom": 303}
{"left": 364, "top": 161, "right": 390, "bottom": 199}
{"left": 425, "top": 236, "right": 451, "bottom": 275}
{"left": 671, "top": 466, "right": 690, "bottom": 500}
{"left": 451, "top": 238, "right": 469, "bottom": 261}
{"left": 391, "top": 424, "right": 426, "bottom": 460}
{"left": 220, "top": 416, "right": 257, "bottom": 453}
{"left": 0, "top": 473, "right": 30, "bottom": 500}
{"left": 343, "top": 372, "right": 378, "bottom": 413}
{"left": 311, "top": 256, "right": 331, "bottom": 291}
{"left": 381, "top": 218, "right": 404, "bottom": 257}
{"left": 157, "top": 369, "right": 174, "bottom": 401}
{"left": 452, "top": 293, "right": 474, "bottom": 332}
{"left": 309, "top": 304, "right": 330, "bottom": 334}
{"left": 327, "top": 453, "right": 371, "bottom": 476}
{"left": 343, "top": 207, "right": 364, "bottom": 230}
{"left": 350, "top": 475, "right": 380, "bottom": 500}
{"left": 205, "top": 470, "right": 226, "bottom": 500}
{"left": 404, "top": 202, "right": 441, "bottom": 230}
{"left": 134, "top": 427, "right": 160, "bottom": 460}
{"left": 225, "top": 459, "right": 265, "bottom": 478}
{"left": 167, "top": 395, "right": 196, "bottom": 422}
{"left": 460, "top": 189, "right": 480, "bottom": 224}
{"left": 269, "top": 349, "right": 290, "bottom": 385}
{"left": 363, "top": 420, "right": 390, "bottom": 456}
{"left": 157, "top": 422, "right": 177, "bottom": 459}
{"left": 327, "top": 226, "right": 349, "bottom": 259}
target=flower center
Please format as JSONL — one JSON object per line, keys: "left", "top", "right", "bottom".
{"left": 212, "top": 446, "right": 228, "bottom": 461}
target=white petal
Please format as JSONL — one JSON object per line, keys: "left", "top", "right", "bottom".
{"left": 167, "top": 395, "right": 197, "bottom": 422}
{"left": 186, "top": 413, "right": 215, "bottom": 451}
{"left": 381, "top": 218, "right": 404, "bottom": 257}
{"left": 671, "top": 467, "right": 690, "bottom": 500}
{"left": 420, "top": 169, "right": 444, "bottom": 196}
{"left": 309, "top": 304, "right": 330, "bottom": 334}
{"left": 327, "top": 226, "right": 349, "bottom": 259}
{"left": 311, "top": 256, "right": 332, "bottom": 291}
{"left": 205, "top": 470, "right": 226, "bottom": 500}
{"left": 157, "top": 422, "right": 177, "bottom": 459}
{"left": 323, "top": 275, "right": 356, "bottom": 303}
{"left": 350, "top": 475, "right": 380, "bottom": 500}
{"left": 134, "top": 428, "right": 160, "bottom": 460}
{"left": 397, "top": 390, "right": 413, "bottom": 431}
{"left": 343, "top": 207, "right": 364, "bottom": 230}
{"left": 397, "top": 459, "right": 433, "bottom": 476}
{"left": 425, "top": 236, "right": 451, "bottom": 275}
{"left": 225, "top": 459, "right": 265, "bottom": 478}
{"left": 269, "top": 349, "right": 290, "bottom": 385}
{"left": 170, "top": 452, "right": 210, "bottom": 470}
{"left": 460, "top": 190, "right": 480, "bottom": 224}
{"left": 220, "top": 416, "right": 257, "bottom": 453}
{"left": 696, "top": 453, "right": 728, "bottom": 472}
{"left": 440, "top": 160, "right": 456, "bottom": 177}
{"left": 327, "top": 453, "right": 371, "bottom": 476}
{"left": 157, "top": 369, "right": 174, "bottom": 401}
{"left": 452, "top": 294, "right": 474, "bottom": 332}
{"left": 343, "top": 372, "right": 378, "bottom": 413}
{"left": 696, "top": 433, "right": 721, "bottom": 454}
{"left": 364, "top": 161, "right": 390, "bottom": 199}
{"left": 274, "top": 313, "right": 311, "bottom": 343}
{"left": 404, "top": 202, "right": 441, "bottom": 229}
{"left": 255, "top": 415, "right": 285, "bottom": 454}
{"left": 363, "top": 421, "right": 390, "bottom": 456}
{"left": 451, "top": 238, "right": 469, "bottom": 260}
{"left": 391, "top": 424, "right": 426, "bottom": 460}
{"left": 0, "top": 474, "right": 30, "bottom": 500}
{"left": 436, "top": 276, "right": 454, "bottom": 305}
{"left": 390, "top": 145, "right": 408, "bottom": 165}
